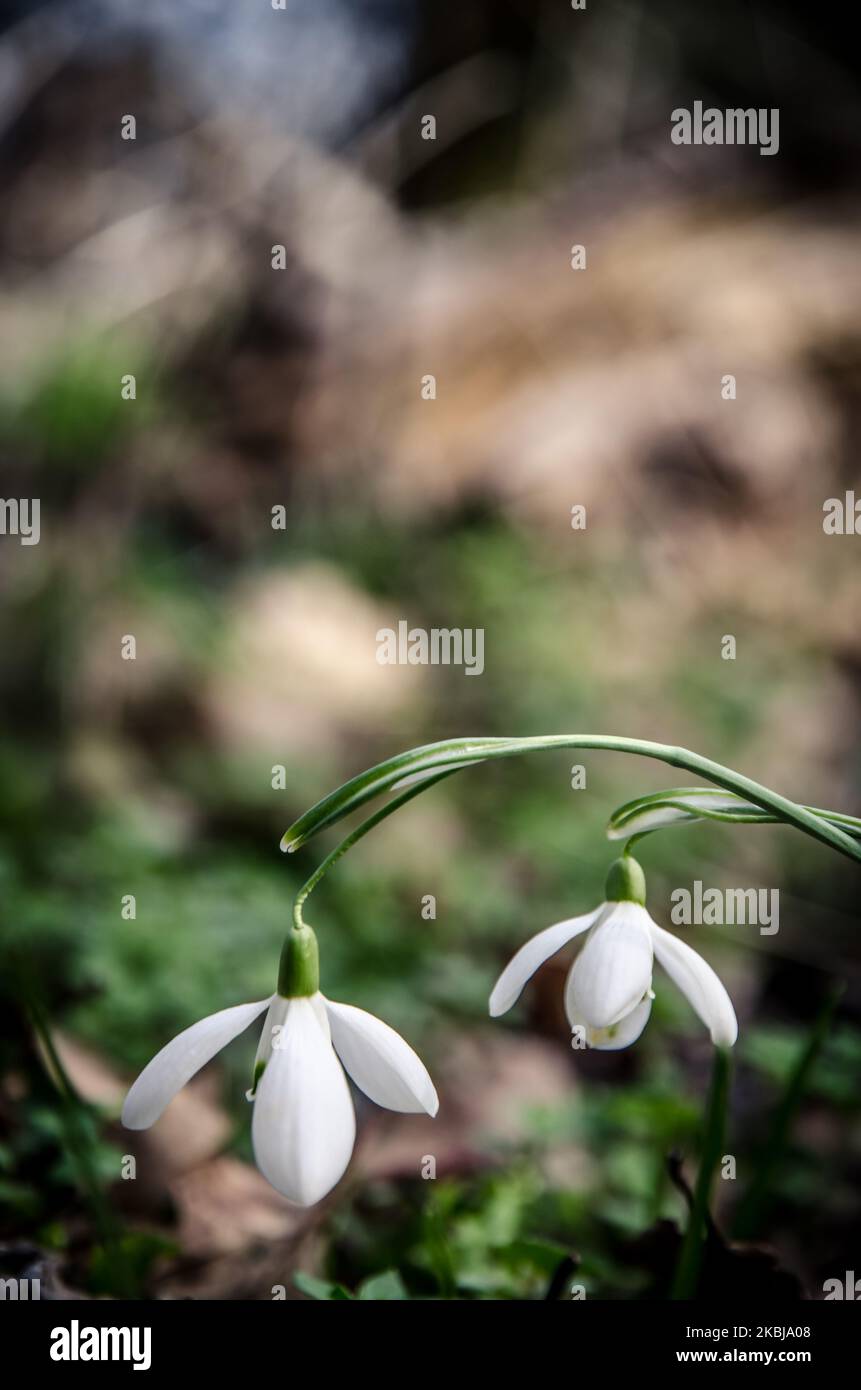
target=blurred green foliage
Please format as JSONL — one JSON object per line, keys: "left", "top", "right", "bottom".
{"left": 2, "top": 337, "right": 859, "bottom": 1300}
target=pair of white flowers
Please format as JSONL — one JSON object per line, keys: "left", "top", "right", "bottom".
{"left": 123, "top": 857, "right": 736, "bottom": 1205}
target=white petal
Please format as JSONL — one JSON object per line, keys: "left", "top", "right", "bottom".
{"left": 251, "top": 995, "right": 290, "bottom": 1091}
{"left": 252, "top": 996, "right": 356, "bottom": 1205}
{"left": 324, "top": 999, "right": 438, "bottom": 1116}
{"left": 650, "top": 923, "right": 738, "bottom": 1046}
{"left": 569, "top": 992, "right": 653, "bottom": 1050}
{"left": 565, "top": 901, "right": 654, "bottom": 1030}
{"left": 253, "top": 994, "right": 332, "bottom": 1090}
{"left": 122, "top": 996, "right": 273, "bottom": 1129}
{"left": 488, "top": 907, "right": 605, "bottom": 1017}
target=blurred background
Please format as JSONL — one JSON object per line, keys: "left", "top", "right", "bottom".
{"left": 1, "top": 0, "right": 860, "bottom": 1300}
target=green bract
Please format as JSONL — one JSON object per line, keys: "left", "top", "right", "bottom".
{"left": 277, "top": 924, "right": 320, "bottom": 998}
{"left": 604, "top": 855, "right": 647, "bottom": 905}
{"left": 607, "top": 786, "right": 861, "bottom": 843}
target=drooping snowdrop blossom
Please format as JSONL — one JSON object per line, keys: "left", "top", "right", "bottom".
{"left": 489, "top": 856, "right": 737, "bottom": 1050}
{"left": 123, "top": 924, "right": 438, "bottom": 1205}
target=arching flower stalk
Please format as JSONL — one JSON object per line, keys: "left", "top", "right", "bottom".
{"left": 123, "top": 734, "right": 860, "bottom": 1212}
{"left": 280, "top": 734, "right": 859, "bottom": 1055}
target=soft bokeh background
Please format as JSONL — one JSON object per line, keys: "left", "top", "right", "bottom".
{"left": 1, "top": 0, "right": 860, "bottom": 1299}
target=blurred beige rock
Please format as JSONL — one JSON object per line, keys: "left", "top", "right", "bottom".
{"left": 357, "top": 1028, "right": 591, "bottom": 1190}
{"left": 205, "top": 563, "right": 425, "bottom": 757}
{"left": 168, "top": 1156, "right": 303, "bottom": 1258}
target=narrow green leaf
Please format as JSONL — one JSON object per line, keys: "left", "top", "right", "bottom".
{"left": 670, "top": 1047, "right": 733, "bottom": 1300}
{"left": 733, "top": 986, "right": 843, "bottom": 1240}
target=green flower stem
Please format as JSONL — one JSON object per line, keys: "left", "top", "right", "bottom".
{"left": 671, "top": 1046, "right": 733, "bottom": 1300}
{"left": 283, "top": 735, "right": 861, "bottom": 866}
{"left": 291, "top": 767, "right": 459, "bottom": 927}
{"left": 732, "top": 985, "right": 843, "bottom": 1241}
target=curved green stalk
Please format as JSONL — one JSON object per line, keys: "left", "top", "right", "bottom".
{"left": 292, "top": 767, "right": 459, "bottom": 927}
{"left": 282, "top": 735, "right": 861, "bottom": 866}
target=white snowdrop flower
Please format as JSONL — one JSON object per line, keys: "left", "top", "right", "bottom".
{"left": 122, "top": 925, "right": 438, "bottom": 1206}
{"left": 489, "top": 856, "right": 737, "bottom": 1050}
